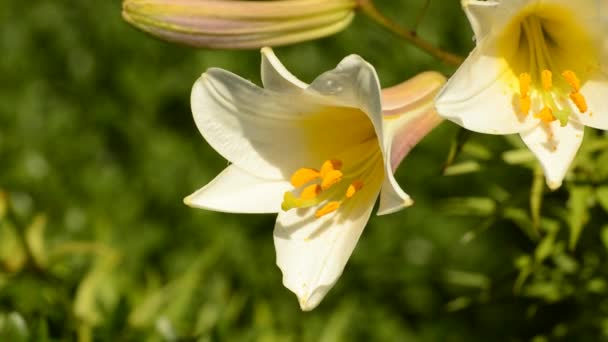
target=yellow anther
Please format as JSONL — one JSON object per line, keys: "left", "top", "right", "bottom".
{"left": 535, "top": 107, "right": 556, "bottom": 123}
{"left": 290, "top": 168, "right": 319, "bottom": 187}
{"left": 541, "top": 70, "right": 553, "bottom": 90}
{"left": 519, "top": 73, "right": 531, "bottom": 96}
{"left": 320, "top": 159, "right": 342, "bottom": 177}
{"left": 562, "top": 70, "right": 581, "bottom": 92}
{"left": 315, "top": 201, "right": 341, "bottom": 218}
{"left": 300, "top": 184, "right": 321, "bottom": 200}
{"left": 346, "top": 180, "right": 364, "bottom": 199}
{"left": 570, "top": 92, "right": 588, "bottom": 113}
{"left": 520, "top": 96, "right": 531, "bottom": 116}
{"left": 321, "top": 170, "right": 343, "bottom": 190}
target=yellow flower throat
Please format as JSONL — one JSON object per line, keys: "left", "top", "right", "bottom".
{"left": 515, "top": 14, "right": 590, "bottom": 126}
{"left": 281, "top": 159, "right": 364, "bottom": 218}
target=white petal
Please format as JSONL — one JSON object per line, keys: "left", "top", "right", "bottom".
{"left": 191, "top": 68, "right": 329, "bottom": 179}
{"left": 435, "top": 43, "right": 536, "bottom": 135}
{"left": 274, "top": 171, "right": 382, "bottom": 310}
{"left": 184, "top": 165, "right": 291, "bottom": 213}
{"left": 576, "top": 73, "right": 608, "bottom": 130}
{"left": 192, "top": 67, "right": 383, "bottom": 180}
{"left": 520, "top": 121, "right": 584, "bottom": 190}
{"left": 462, "top": 0, "right": 500, "bottom": 42}
{"left": 308, "top": 54, "right": 383, "bottom": 133}
{"left": 260, "top": 47, "right": 307, "bottom": 92}
{"left": 307, "top": 54, "right": 417, "bottom": 215}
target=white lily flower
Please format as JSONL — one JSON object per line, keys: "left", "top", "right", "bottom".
{"left": 435, "top": 0, "right": 608, "bottom": 189}
{"left": 185, "top": 47, "right": 445, "bottom": 310}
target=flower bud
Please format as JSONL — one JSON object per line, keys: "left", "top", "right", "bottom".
{"left": 122, "top": 0, "right": 357, "bottom": 49}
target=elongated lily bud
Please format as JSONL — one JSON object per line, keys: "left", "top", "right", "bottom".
{"left": 381, "top": 71, "right": 446, "bottom": 173}
{"left": 122, "top": 0, "right": 357, "bottom": 49}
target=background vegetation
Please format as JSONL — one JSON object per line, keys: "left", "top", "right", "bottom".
{"left": 2, "top": 0, "right": 608, "bottom": 340}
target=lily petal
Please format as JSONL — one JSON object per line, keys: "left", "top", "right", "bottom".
{"left": 520, "top": 121, "right": 584, "bottom": 190}
{"left": 376, "top": 72, "right": 446, "bottom": 215}
{"left": 576, "top": 72, "right": 608, "bottom": 130}
{"left": 307, "top": 55, "right": 416, "bottom": 215}
{"left": 261, "top": 47, "right": 307, "bottom": 92}
{"left": 184, "top": 165, "right": 291, "bottom": 213}
{"left": 462, "top": 0, "right": 500, "bottom": 42}
{"left": 435, "top": 41, "right": 536, "bottom": 135}
{"left": 274, "top": 169, "right": 382, "bottom": 310}
{"left": 191, "top": 68, "right": 328, "bottom": 179}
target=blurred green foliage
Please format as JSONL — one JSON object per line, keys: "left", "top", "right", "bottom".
{"left": 2, "top": 0, "right": 608, "bottom": 341}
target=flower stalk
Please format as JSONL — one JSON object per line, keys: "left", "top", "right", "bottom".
{"left": 358, "top": 0, "right": 464, "bottom": 66}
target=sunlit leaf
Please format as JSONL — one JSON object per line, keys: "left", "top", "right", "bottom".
{"left": 25, "top": 214, "right": 47, "bottom": 269}
{"left": 567, "top": 185, "right": 592, "bottom": 250}
{"left": 0, "top": 312, "right": 29, "bottom": 342}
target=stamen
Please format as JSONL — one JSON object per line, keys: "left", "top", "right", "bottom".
{"left": 535, "top": 107, "right": 556, "bottom": 123}
{"left": 320, "top": 159, "right": 343, "bottom": 177}
{"left": 519, "top": 73, "right": 531, "bottom": 115}
{"left": 562, "top": 70, "right": 581, "bottom": 92}
{"left": 300, "top": 184, "right": 321, "bottom": 200}
{"left": 346, "top": 180, "right": 364, "bottom": 199}
{"left": 520, "top": 96, "right": 531, "bottom": 116}
{"left": 321, "top": 170, "right": 343, "bottom": 190}
{"left": 290, "top": 168, "right": 319, "bottom": 187}
{"left": 519, "top": 73, "right": 531, "bottom": 96}
{"left": 315, "top": 201, "right": 341, "bottom": 218}
{"left": 570, "top": 92, "right": 588, "bottom": 113}
{"left": 541, "top": 70, "right": 552, "bottom": 90}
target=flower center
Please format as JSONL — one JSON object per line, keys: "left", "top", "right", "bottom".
{"left": 518, "top": 68, "right": 588, "bottom": 126}
{"left": 281, "top": 159, "right": 365, "bottom": 218}
{"left": 512, "top": 12, "right": 594, "bottom": 126}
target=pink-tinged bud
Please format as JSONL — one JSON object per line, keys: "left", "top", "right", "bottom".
{"left": 122, "top": 0, "right": 357, "bottom": 49}
{"left": 381, "top": 71, "right": 446, "bottom": 172}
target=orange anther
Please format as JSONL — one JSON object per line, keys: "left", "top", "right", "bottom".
{"left": 535, "top": 107, "right": 556, "bottom": 123}
{"left": 541, "top": 70, "right": 553, "bottom": 90}
{"left": 320, "top": 159, "right": 343, "bottom": 177}
{"left": 519, "top": 73, "right": 531, "bottom": 96}
{"left": 562, "top": 70, "right": 581, "bottom": 92}
{"left": 315, "top": 201, "right": 341, "bottom": 218}
{"left": 300, "top": 184, "right": 321, "bottom": 200}
{"left": 290, "top": 168, "right": 319, "bottom": 187}
{"left": 321, "top": 170, "right": 343, "bottom": 190}
{"left": 346, "top": 180, "right": 364, "bottom": 199}
{"left": 570, "top": 92, "right": 588, "bottom": 113}
{"left": 520, "top": 96, "right": 531, "bottom": 116}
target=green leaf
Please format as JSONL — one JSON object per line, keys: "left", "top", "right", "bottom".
{"left": 502, "top": 149, "right": 536, "bottom": 165}
{"left": 441, "top": 127, "right": 472, "bottom": 173}
{"left": 0, "top": 222, "right": 26, "bottom": 273}
{"left": 73, "top": 255, "right": 120, "bottom": 327}
{"left": 440, "top": 197, "right": 496, "bottom": 216}
{"left": 0, "top": 312, "right": 29, "bottom": 342}
{"left": 443, "top": 161, "right": 483, "bottom": 176}
{"left": 25, "top": 214, "right": 47, "bottom": 268}
{"left": 530, "top": 166, "right": 544, "bottom": 232}
{"left": 596, "top": 186, "right": 608, "bottom": 213}
{"left": 567, "top": 185, "right": 592, "bottom": 250}
{"left": 600, "top": 225, "right": 608, "bottom": 251}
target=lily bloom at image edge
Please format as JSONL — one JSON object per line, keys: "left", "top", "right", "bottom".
{"left": 121, "top": 0, "right": 357, "bottom": 49}
{"left": 183, "top": 47, "right": 446, "bottom": 310}
{"left": 435, "top": 0, "right": 608, "bottom": 189}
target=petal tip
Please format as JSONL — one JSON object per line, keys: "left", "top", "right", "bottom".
{"left": 296, "top": 287, "right": 327, "bottom": 311}
{"left": 183, "top": 194, "right": 196, "bottom": 207}
{"left": 547, "top": 179, "right": 563, "bottom": 191}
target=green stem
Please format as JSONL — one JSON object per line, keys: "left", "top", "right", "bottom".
{"left": 358, "top": 0, "right": 464, "bottom": 67}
